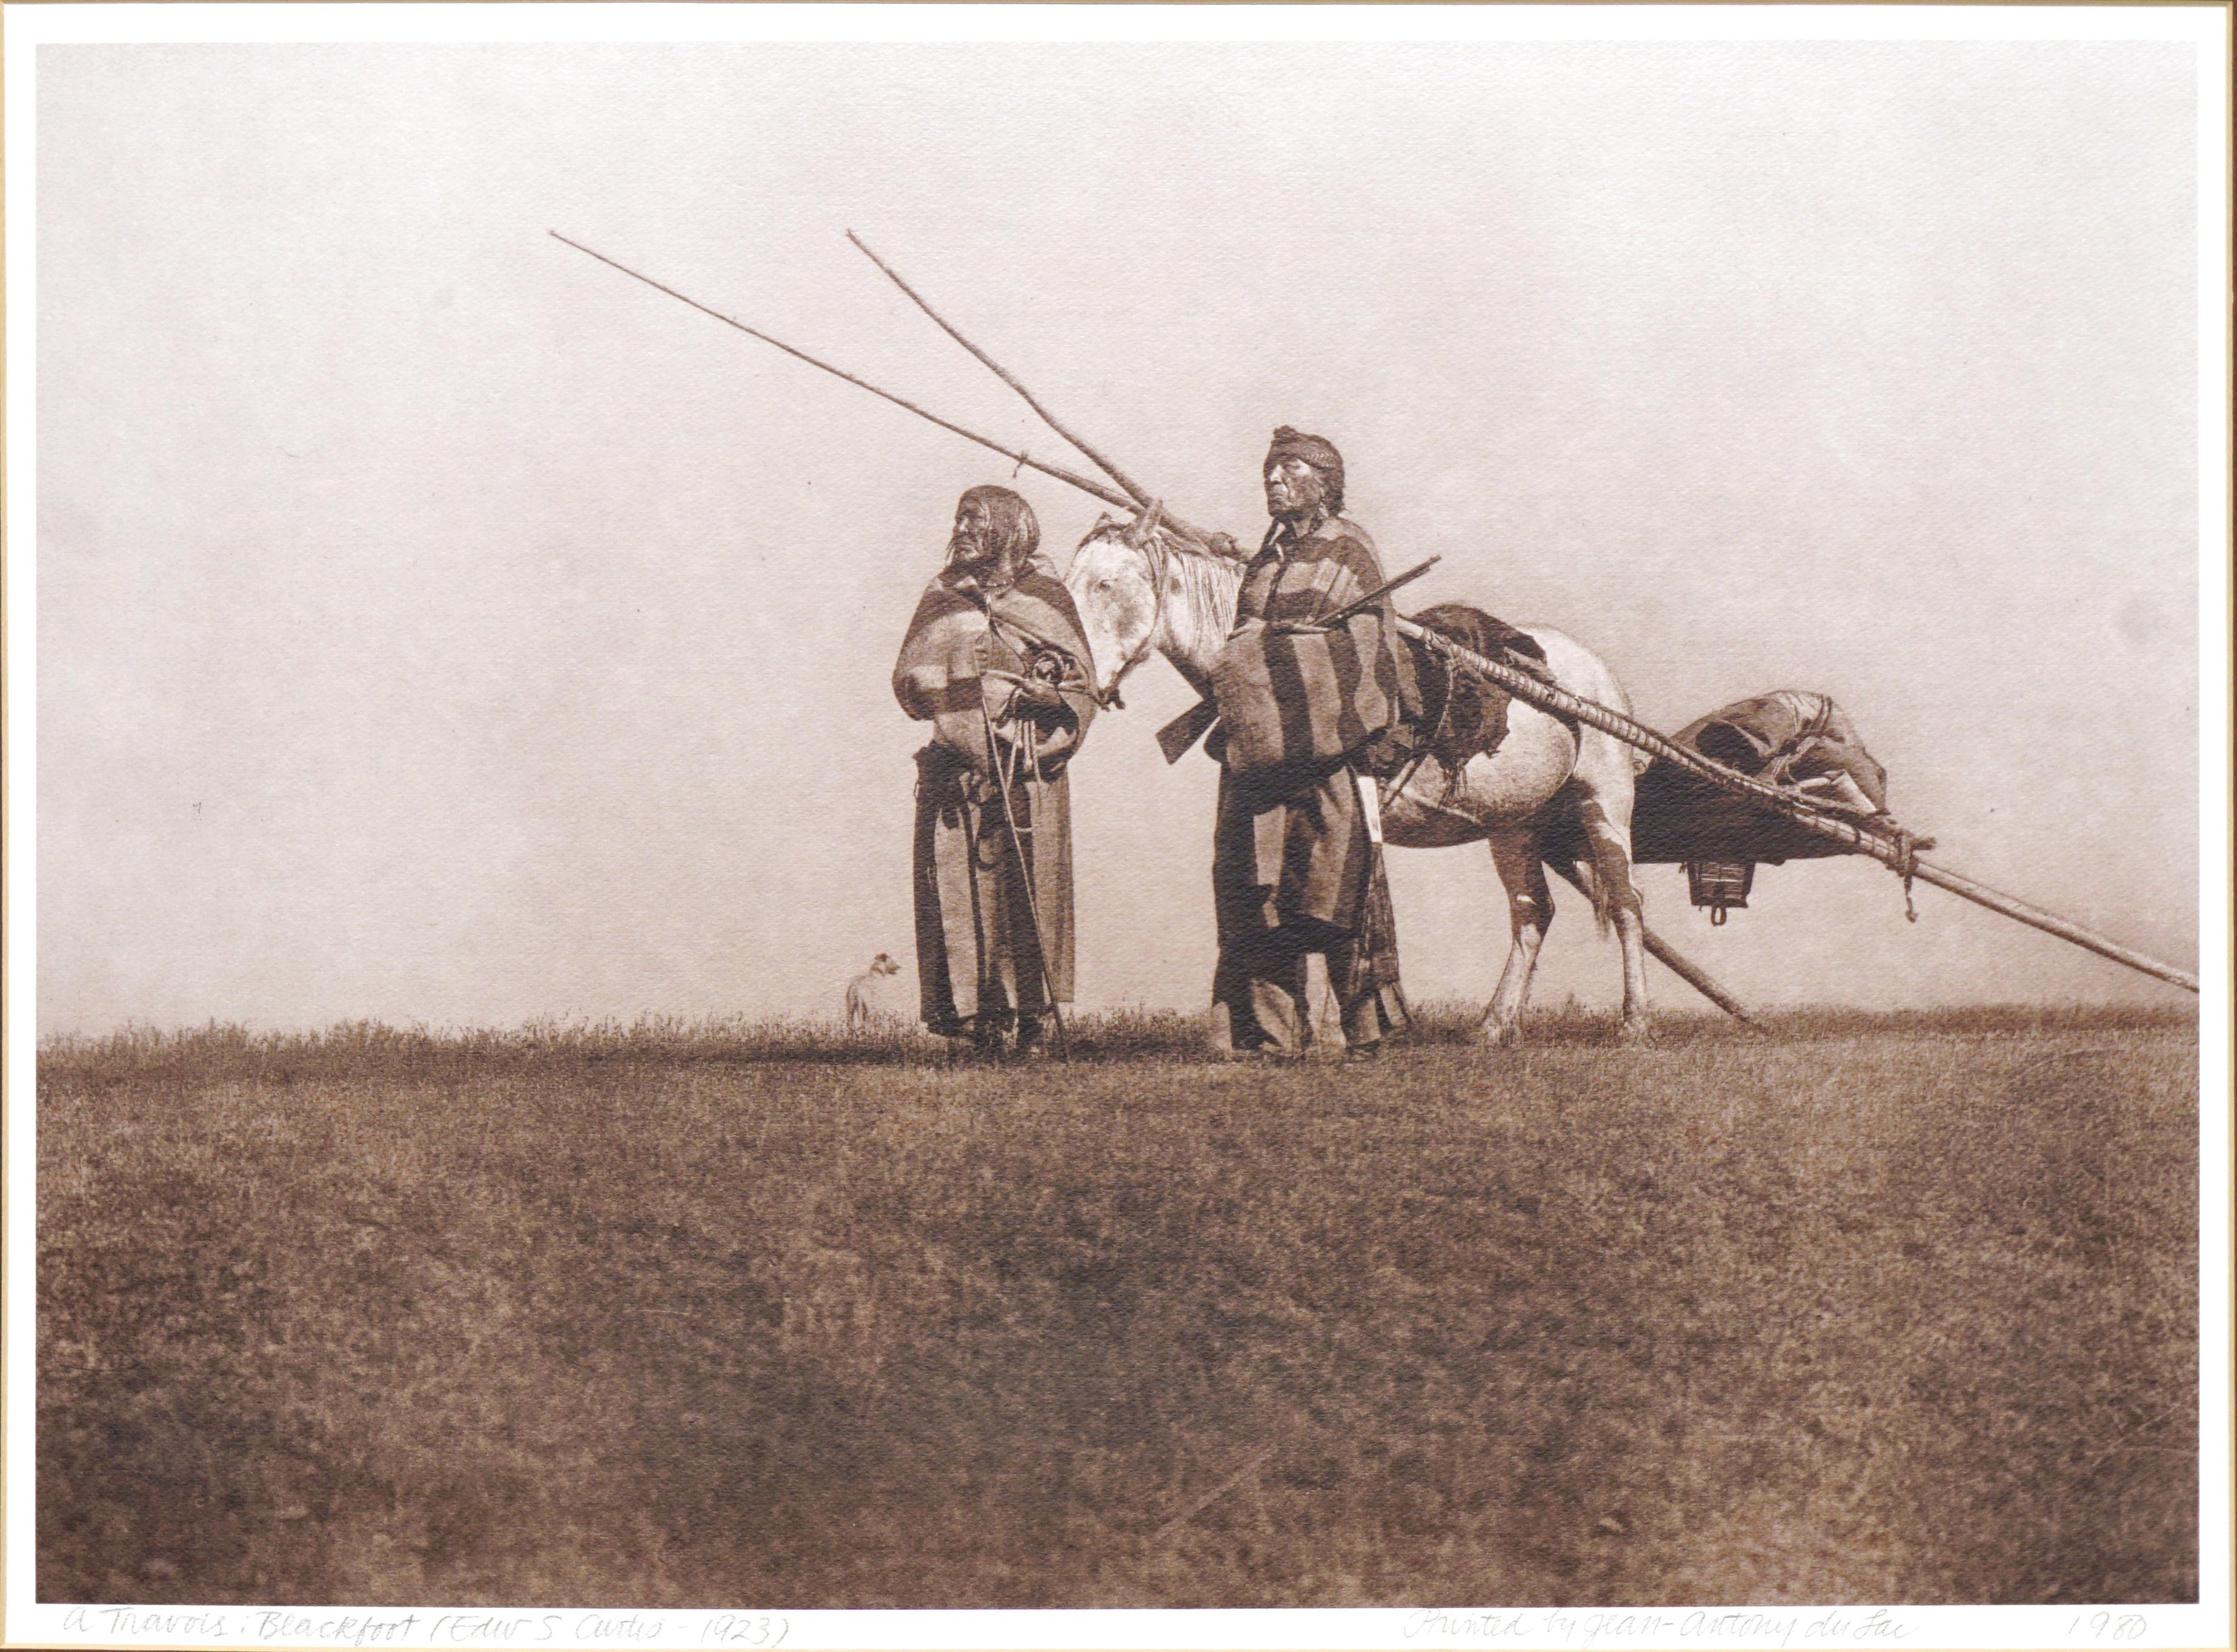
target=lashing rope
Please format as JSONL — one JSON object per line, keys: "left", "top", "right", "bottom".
{"left": 1892, "top": 826, "right": 1920, "bottom": 923}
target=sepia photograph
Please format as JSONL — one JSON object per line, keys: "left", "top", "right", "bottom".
{"left": 5, "top": 5, "right": 2229, "bottom": 1648}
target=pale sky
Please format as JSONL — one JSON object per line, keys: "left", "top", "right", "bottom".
{"left": 32, "top": 36, "right": 2208, "bottom": 1032}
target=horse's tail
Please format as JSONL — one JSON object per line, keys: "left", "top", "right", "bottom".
{"left": 1563, "top": 731, "right": 1648, "bottom": 939}
{"left": 1567, "top": 828, "right": 1647, "bottom": 940}
{"left": 1587, "top": 844, "right": 1617, "bottom": 937}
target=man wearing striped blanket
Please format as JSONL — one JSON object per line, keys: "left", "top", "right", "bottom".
{"left": 1207, "top": 428, "right": 1414, "bottom": 1061}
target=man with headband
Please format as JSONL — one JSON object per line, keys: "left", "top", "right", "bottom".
{"left": 1207, "top": 427, "right": 1413, "bottom": 1060}
{"left": 894, "top": 485, "right": 1099, "bottom": 1056}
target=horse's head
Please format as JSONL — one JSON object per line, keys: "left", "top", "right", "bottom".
{"left": 1063, "top": 512, "right": 1243, "bottom": 708}
{"left": 1063, "top": 514, "right": 1168, "bottom": 709}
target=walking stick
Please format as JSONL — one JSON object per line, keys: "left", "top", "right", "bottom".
{"left": 981, "top": 700, "right": 1072, "bottom": 1062}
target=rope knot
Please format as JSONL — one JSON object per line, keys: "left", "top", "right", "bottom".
{"left": 1891, "top": 828, "right": 1920, "bottom": 922}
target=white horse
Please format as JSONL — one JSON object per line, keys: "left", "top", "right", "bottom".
{"left": 1063, "top": 517, "right": 1654, "bottom": 1044}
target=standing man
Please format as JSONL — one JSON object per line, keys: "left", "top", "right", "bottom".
{"left": 893, "top": 485, "right": 1098, "bottom": 1056}
{"left": 1209, "top": 428, "right": 1412, "bottom": 1061}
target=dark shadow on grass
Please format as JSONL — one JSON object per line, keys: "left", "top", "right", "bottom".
{"left": 38, "top": 1001, "right": 2198, "bottom": 1606}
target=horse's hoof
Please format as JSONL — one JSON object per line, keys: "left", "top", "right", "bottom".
{"left": 1616, "top": 1017, "right": 1656, "bottom": 1047}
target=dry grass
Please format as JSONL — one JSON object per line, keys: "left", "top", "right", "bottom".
{"left": 38, "top": 1005, "right": 2198, "bottom": 1607}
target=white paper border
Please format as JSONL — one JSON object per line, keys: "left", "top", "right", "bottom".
{"left": 4, "top": 7, "right": 2227, "bottom": 1650}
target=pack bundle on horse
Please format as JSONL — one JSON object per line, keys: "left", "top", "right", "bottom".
{"left": 1394, "top": 618, "right": 2199, "bottom": 994}
{"left": 1066, "top": 511, "right": 1667, "bottom": 1041}
{"left": 550, "top": 229, "right": 2201, "bottom": 1028}
{"left": 1563, "top": 690, "right": 1912, "bottom": 924}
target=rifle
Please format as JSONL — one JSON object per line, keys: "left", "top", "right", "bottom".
{"left": 1152, "top": 556, "right": 1441, "bottom": 765}
{"left": 553, "top": 232, "right": 2199, "bottom": 999}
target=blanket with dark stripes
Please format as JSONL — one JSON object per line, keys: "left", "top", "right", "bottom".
{"left": 1211, "top": 522, "right": 1413, "bottom": 784}
{"left": 892, "top": 557, "right": 1097, "bottom": 764}
{"left": 894, "top": 560, "right": 1098, "bottom": 1035}
{"left": 1211, "top": 518, "right": 1407, "bottom": 993}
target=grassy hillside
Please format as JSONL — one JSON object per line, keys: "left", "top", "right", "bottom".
{"left": 38, "top": 1006, "right": 2198, "bottom": 1607}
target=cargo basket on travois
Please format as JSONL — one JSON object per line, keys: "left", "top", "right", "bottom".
{"left": 1631, "top": 690, "right": 1895, "bottom": 865}
{"left": 1538, "top": 688, "right": 1904, "bottom": 878}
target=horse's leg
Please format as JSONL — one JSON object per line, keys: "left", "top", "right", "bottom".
{"left": 1570, "top": 780, "right": 1653, "bottom": 1044}
{"left": 1556, "top": 860, "right": 1755, "bottom": 1025}
{"left": 1481, "top": 828, "right": 1554, "bottom": 1047}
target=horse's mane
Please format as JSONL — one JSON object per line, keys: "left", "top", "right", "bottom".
{"left": 1147, "top": 529, "right": 1244, "bottom": 680}
{"left": 1074, "top": 515, "right": 1246, "bottom": 689}
{"left": 1171, "top": 532, "right": 1243, "bottom": 606}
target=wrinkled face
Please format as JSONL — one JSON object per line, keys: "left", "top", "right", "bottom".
{"left": 1264, "top": 456, "right": 1328, "bottom": 518}
{"left": 1063, "top": 528, "right": 1160, "bottom": 703}
{"left": 948, "top": 497, "right": 996, "bottom": 565}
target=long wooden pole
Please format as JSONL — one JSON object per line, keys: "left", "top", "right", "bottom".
{"left": 1403, "top": 620, "right": 2201, "bottom": 995}
{"left": 1896, "top": 859, "right": 2201, "bottom": 992}
{"left": 1554, "top": 861, "right": 1758, "bottom": 1026}
{"left": 848, "top": 233, "right": 1156, "bottom": 505}
{"left": 550, "top": 231, "right": 1146, "bottom": 519}
{"left": 571, "top": 233, "right": 2198, "bottom": 997}
{"left": 846, "top": 231, "right": 1225, "bottom": 552}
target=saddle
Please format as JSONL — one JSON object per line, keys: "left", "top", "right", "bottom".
{"left": 1395, "top": 603, "right": 1554, "bottom": 774}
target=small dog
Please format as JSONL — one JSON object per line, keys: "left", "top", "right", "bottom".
{"left": 846, "top": 952, "right": 902, "bottom": 1028}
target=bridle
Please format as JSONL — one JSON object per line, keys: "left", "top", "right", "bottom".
{"left": 1084, "top": 516, "right": 1175, "bottom": 712}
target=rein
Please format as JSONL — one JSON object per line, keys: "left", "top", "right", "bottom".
{"left": 1080, "top": 515, "right": 1248, "bottom": 712}
{"left": 1090, "top": 526, "right": 1174, "bottom": 712}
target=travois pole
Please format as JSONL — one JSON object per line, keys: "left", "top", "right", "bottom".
{"left": 561, "top": 230, "right": 2196, "bottom": 997}
{"left": 846, "top": 231, "right": 1227, "bottom": 554}
{"left": 550, "top": 231, "right": 1144, "bottom": 517}
{"left": 1397, "top": 620, "right": 2200, "bottom": 994}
